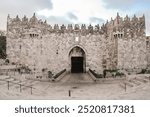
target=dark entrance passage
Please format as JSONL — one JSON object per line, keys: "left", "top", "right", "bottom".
{"left": 71, "top": 57, "right": 83, "bottom": 73}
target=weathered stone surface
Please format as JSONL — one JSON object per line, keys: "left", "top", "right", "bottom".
{"left": 118, "top": 37, "right": 147, "bottom": 70}
{"left": 6, "top": 13, "right": 149, "bottom": 75}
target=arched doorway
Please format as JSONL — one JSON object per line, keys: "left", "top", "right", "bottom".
{"left": 69, "top": 46, "right": 86, "bottom": 73}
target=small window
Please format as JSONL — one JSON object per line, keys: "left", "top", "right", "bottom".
{"left": 118, "top": 34, "right": 120, "bottom": 38}
{"left": 121, "top": 34, "right": 123, "bottom": 38}
{"left": 56, "top": 50, "right": 58, "bottom": 54}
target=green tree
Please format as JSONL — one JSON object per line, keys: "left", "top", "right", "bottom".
{"left": 0, "top": 36, "right": 6, "bottom": 59}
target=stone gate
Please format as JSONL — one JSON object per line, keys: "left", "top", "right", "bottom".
{"left": 6, "top": 13, "right": 149, "bottom": 75}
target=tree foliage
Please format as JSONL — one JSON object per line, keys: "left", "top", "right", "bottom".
{"left": 0, "top": 36, "right": 6, "bottom": 59}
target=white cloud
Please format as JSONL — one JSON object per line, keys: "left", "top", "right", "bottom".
{"left": 0, "top": 0, "right": 150, "bottom": 35}
{"left": 103, "top": 0, "right": 136, "bottom": 10}
{"left": 37, "top": 0, "right": 116, "bottom": 24}
{"left": 0, "top": 0, "right": 53, "bottom": 14}
{"left": 0, "top": 0, "right": 53, "bottom": 30}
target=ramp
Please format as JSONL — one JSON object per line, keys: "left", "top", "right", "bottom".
{"left": 59, "top": 73, "right": 94, "bottom": 83}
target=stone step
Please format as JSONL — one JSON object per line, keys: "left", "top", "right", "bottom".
{"left": 135, "top": 78, "right": 149, "bottom": 83}
{"left": 129, "top": 79, "right": 141, "bottom": 85}
{"left": 119, "top": 79, "right": 140, "bottom": 90}
{"left": 122, "top": 81, "right": 134, "bottom": 87}
{"left": 59, "top": 74, "right": 71, "bottom": 83}
{"left": 144, "top": 76, "right": 150, "bottom": 81}
{"left": 119, "top": 82, "right": 133, "bottom": 91}
{"left": 60, "top": 73, "right": 94, "bottom": 83}
{"left": 119, "top": 83, "right": 126, "bottom": 89}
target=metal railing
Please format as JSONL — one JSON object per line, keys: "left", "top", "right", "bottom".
{"left": 0, "top": 76, "right": 35, "bottom": 95}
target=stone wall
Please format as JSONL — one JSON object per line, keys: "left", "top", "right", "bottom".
{"left": 7, "top": 32, "right": 106, "bottom": 74}
{"left": 6, "top": 13, "right": 148, "bottom": 75}
{"left": 147, "top": 36, "right": 150, "bottom": 68}
{"left": 118, "top": 37, "right": 147, "bottom": 70}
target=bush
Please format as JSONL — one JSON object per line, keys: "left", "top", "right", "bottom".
{"left": 141, "top": 69, "right": 146, "bottom": 74}
{"left": 138, "top": 69, "right": 150, "bottom": 74}
{"left": 18, "top": 65, "right": 31, "bottom": 74}
{"left": 147, "top": 70, "right": 150, "bottom": 74}
{"left": 104, "top": 69, "right": 118, "bottom": 73}
{"left": 96, "top": 74, "right": 103, "bottom": 78}
{"left": 89, "top": 69, "right": 128, "bottom": 78}
{"left": 11, "top": 62, "right": 16, "bottom": 65}
{"left": 103, "top": 69, "right": 125, "bottom": 78}
{"left": 115, "top": 71, "right": 125, "bottom": 77}
{"left": 138, "top": 69, "right": 149, "bottom": 74}
{"left": 42, "top": 68, "right": 47, "bottom": 72}
{"left": 0, "top": 36, "right": 6, "bottom": 59}
{"left": 5, "top": 59, "right": 10, "bottom": 64}
{"left": 48, "top": 71, "right": 53, "bottom": 78}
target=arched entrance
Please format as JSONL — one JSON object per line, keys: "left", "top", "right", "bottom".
{"left": 69, "top": 46, "right": 86, "bottom": 73}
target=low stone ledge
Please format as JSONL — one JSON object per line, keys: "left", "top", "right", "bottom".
{"left": 53, "top": 70, "right": 67, "bottom": 82}
{"left": 88, "top": 70, "right": 125, "bottom": 84}
{"left": 25, "top": 77, "right": 51, "bottom": 82}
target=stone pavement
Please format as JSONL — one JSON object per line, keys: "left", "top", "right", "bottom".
{"left": 0, "top": 73, "right": 150, "bottom": 99}
{"left": 60, "top": 73, "right": 94, "bottom": 83}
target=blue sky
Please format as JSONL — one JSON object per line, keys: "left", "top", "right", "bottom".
{"left": 0, "top": 0, "right": 150, "bottom": 35}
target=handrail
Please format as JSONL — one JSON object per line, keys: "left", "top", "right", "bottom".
{"left": 53, "top": 69, "right": 66, "bottom": 79}
{"left": 0, "top": 78, "right": 35, "bottom": 95}
{"left": 52, "top": 69, "right": 67, "bottom": 82}
{"left": 88, "top": 69, "right": 98, "bottom": 82}
{"left": 0, "top": 78, "right": 35, "bottom": 89}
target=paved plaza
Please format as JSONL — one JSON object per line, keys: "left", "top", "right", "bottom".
{"left": 0, "top": 73, "right": 150, "bottom": 100}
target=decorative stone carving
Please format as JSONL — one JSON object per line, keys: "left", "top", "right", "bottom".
{"left": 67, "top": 24, "right": 73, "bottom": 32}
{"left": 54, "top": 24, "right": 59, "bottom": 32}
{"left": 60, "top": 24, "right": 66, "bottom": 33}
{"left": 22, "top": 15, "right": 28, "bottom": 22}
{"left": 88, "top": 24, "right": 93, "bottom": 34}
{"left": 74, "top": 24, "right": 80, "bottom": 30}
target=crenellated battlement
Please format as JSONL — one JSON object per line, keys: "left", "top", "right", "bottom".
{"left": 6, "top": 13, "right": 148, "bottom": 74}
{"left": 105, "top": 13, "right": 145, "bottom": 38}
{"left": 7, "top": 13, "right": 146, "bottom": 38}
{"left": 7, "top": 14, "right": 103, "bottom": 36}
